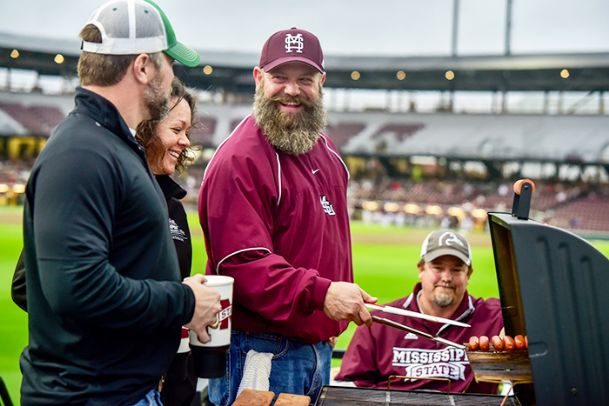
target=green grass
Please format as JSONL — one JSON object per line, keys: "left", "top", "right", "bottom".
{"left": 0, "top": 207, "right": 27, "bottom": 403}
{"left": 2, "top": 207, "right": 609, "bottom": 401}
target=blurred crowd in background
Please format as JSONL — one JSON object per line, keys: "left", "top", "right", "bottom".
{"left": 2, "top": 159, "right": 607, "bottom": 235}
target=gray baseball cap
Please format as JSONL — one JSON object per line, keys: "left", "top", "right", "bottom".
{"left": 420, "top": 230, "right": 472, "bottom": 266}
{"left": 81, "top": 0, "right": 200, "bottom": 67}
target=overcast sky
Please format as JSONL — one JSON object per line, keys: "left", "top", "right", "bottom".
{"left": 1, "top": 0, "right": 609, "bottom": 57}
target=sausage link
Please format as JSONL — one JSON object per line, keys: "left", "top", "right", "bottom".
{"left": 479, "top": 335, "right": 490, "bottom": 352}
{"left": 504, "top": 335, "right": 515, "bottom": 352}
{"left": 491, "top": 335, "right": 504, "bottom": 352}
{"left": 514, "top": 335, "right": 526, "bottom": 350}
{"left": 468, "top": 336, "right": 479, "bottom": 351}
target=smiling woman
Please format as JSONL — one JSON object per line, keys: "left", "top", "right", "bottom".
{"left": 137, "top": 78, "right": 196, "bottom": 176}
{"left": 135, "top": 78, "right": 200, "bottom": 406}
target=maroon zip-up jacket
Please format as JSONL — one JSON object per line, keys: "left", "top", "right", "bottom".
{"left": 198, "top": 115, "right": 352, "bottom": 343}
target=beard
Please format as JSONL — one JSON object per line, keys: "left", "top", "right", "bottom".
{"left": 253, "top": 81, "right": 326, "bottom": 155}
{"left": 431, "top": 284, "right": 456, "bottom": 307}
{"left": 144, "top": 73, "right": 170, "bottom": 122}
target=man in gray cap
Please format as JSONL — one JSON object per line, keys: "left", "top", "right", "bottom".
{"left": 336, "top": 230, "right": 504, "bottom": 394}
{"left": 20, "top": 1, "right": 220, "bottom": 404}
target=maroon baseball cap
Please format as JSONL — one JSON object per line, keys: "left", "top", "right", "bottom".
{"left": 259, "top": 27, "right": 325, "bottom": 73}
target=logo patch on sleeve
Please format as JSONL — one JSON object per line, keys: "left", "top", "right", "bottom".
{"left": 320, "top": 195, "right": 336, "bottom": 216}
{"left": 169, "top": 219, "right": 188, "bottom": 242}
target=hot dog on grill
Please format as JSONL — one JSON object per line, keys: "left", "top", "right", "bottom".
{"left": 466, "top": 334, "right": 528, "bottom": 351}
{"left": 514, "top": 335, "right": 526, "bottom": 350}
{"left": 479, "top": 336, "right": 490, "bottom": 352}
{"left": 468, "top": 336, "right": 479, "bottom": 351}
{"left": 504, "top": 335, "right": 515, "bottom": 352}
{"left": 491, "top": 335, "right": 504, "bottom": 351}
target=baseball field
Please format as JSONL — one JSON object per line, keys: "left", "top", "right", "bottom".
{"left": 1, "top": 206, "right": 608, "bottom": 402}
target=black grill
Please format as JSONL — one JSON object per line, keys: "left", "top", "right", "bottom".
{"left": 318, "top": 181, "right": 609, "bottom": 405}
{"left": 488, "top": 211, "right": 609, "bottom": 405}
{"left": 486, "top": 180, "right": 609, "bottom": 405}
{"left": 315, "top": 386, "right": 521, "bottom": 405}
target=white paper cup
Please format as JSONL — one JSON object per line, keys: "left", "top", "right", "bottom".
{"left": 189, "top": 275, "right": 233, "bottom": 378}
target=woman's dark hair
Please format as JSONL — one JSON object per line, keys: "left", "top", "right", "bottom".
{"left": 136, "top": 77, "right": 197, "bottom": 173}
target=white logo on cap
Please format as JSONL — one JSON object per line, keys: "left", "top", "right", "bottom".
{"left": 285, "top": 33, "right": 304, "bottom": 54}
{"left": 439, "top": 232, "right": 465, "bottom": 248}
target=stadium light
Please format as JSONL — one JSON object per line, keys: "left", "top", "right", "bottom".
{"left": 447, "top": 206, "right": 464, "bottom": 218}
{"left": 350, "top": 70, "right": 361, "bottom": 81}
{"left": 403, "top": 203, "right": 421, "bottom": 214}
{"left": 54, "top": 54, "right": 65, "bottom": 64}
{"left": 12, "top": 183, "right": 26, "bottom": 194}
{"left": 10, "top": 49, "right": 20, "bottom": 59}
{"left": 445, "top": 70, "right": 455, "bottom": 81}
{"left": 202, "top": 65, "right": 213, "bottom": 75}
{"left": 425, "top": 205, "right": 443, "bottom": 216}
{"left": 471, "top": 208, "right": 487, "bottom": 219}
{"left": 0, "top": 184, "right": 9, "bottom": 193}
{"left": 560, "top": 69, "right": 570, "bottom": 79}
{"left": 201, "top": 148, "right": 215, "bottom": 161}
{"left": 361, "top": 200, "right": 379, "bottom": 211}
{"left": 384, "top": 202, "right": 400, "bottom": 213}
{"left": 396, "top": 70, "right": 407, "bottom": 81}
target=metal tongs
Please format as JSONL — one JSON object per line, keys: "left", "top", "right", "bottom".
{"left": 372, "top": 315, "right": 466, "bottom": 349}
{"left": 366, "top": 303, "right": 470, "bottom": 328}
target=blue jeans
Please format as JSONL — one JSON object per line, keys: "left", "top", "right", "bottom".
{"left": 208, "top": 330, "right": 332, "bottom": 406}
{"left": 131, "top": 388, "right": 163, "bottom": 406}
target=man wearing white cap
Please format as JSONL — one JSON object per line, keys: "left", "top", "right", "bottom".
{"left": 198, "top": 28, "right": 376, "bottom": 405}
{"left": 20, "top": 1, "right": 221, "bottom": 404}
{"left": 336, "top": 230, "right": 504, "bottom": 394}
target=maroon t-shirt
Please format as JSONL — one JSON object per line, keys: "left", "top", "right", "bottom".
{"left": 198, "top": 115, "right": 352, "bottom": 343}
{"left": 335, "top": 283, "right": 504, "bottom": 394}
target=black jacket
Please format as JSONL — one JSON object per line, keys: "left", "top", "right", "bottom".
{"left": 11, "top": 250, "right": 26, "bottom": 311}
{"left": 155, "top": 175, "right": 198, "bottom": 406}
{"left": 156, "top": 175, "right": 192, "bottom": 280}
{"left": 12, "top": 178, "right": 193, "bottom": 311}
{"left": 20, "top": 88, "right": 195, "bottom": 405}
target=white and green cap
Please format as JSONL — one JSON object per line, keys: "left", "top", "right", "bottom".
{"left": 81, "top": 0, "right": 200, "bottom": 67}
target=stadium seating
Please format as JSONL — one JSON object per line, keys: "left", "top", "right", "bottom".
{"left": 0, "top": 101, "right": 49, "bottom": 134}
{"left": 0, "top": 91, "right": 73, "bottom": 136}
{"left": 2, "top": 93, "right": 609, "bottom": 165}
{"left": 546, "top": 191, "right": 609, "bottom": 232}
{"left": 1, "top": 90, "right": 608, "bottom": 234}
{"left": 28, "top": 105, "right": 65, "bottom": 132}
{"left": 371, "top": 123, "right": 425, "bottom": 142}
{"left": 325, "top": 121, "right": 366, "bottom": 147}
{"left": 189, "top": 116, "right": 217, "bottom": 146}
{"left": 0, "top": 107, "right": 26, "bottom": 135}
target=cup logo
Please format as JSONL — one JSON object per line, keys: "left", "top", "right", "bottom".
{"left": 212, "top": 298, "right": 232, "bottom": 330}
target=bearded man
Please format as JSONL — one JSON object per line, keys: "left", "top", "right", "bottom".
{"left": 198, "top": 27, "right": 376, "bottom": 405}
{"left": 335, "top": 230, "right": 504, "bottom": 394}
